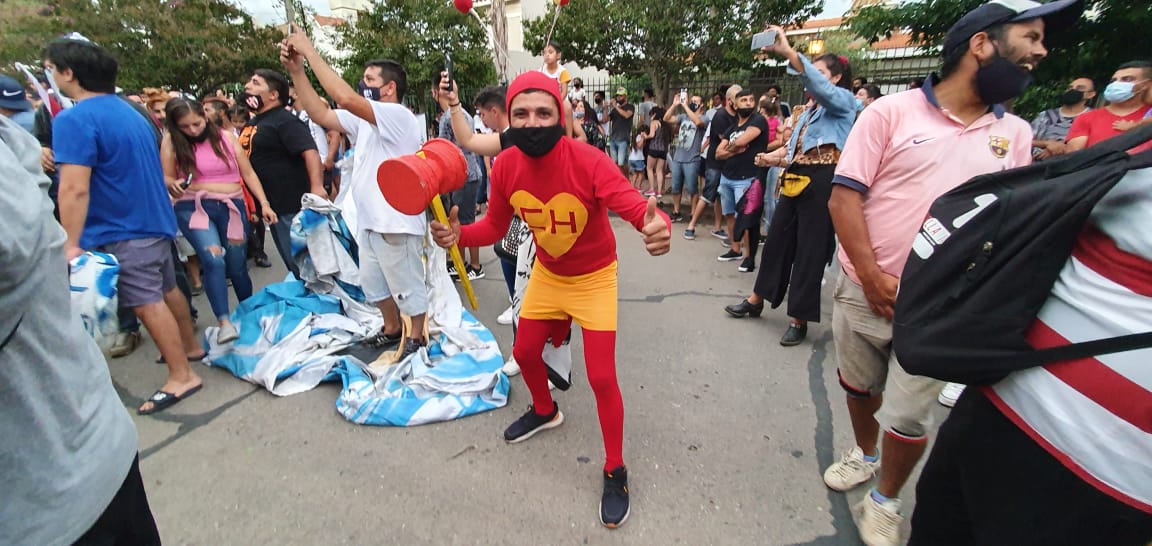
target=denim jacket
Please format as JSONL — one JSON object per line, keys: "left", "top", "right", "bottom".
{"left": 784, "top": 55, "right": 858, "bottom": 160}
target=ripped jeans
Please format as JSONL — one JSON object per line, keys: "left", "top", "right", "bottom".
{"left": 173, "top": 198, "right": 252, "bottom": 320}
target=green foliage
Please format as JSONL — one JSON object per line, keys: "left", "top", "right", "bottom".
{"left": 521, "top": 0, "right": 825, "bottom": 103}
{"left": 0, "top": 0, "right": 283, "bottom": 93}
{"left": 335, "top": 0, "right": 496, "bottom": 102}
{"left": 848, "top": 0, "right": 1152, "bottom": 118}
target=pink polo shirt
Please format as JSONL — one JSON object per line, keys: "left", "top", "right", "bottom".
{"left": 833, "top": 79, "right": 1034, "bottom": 285}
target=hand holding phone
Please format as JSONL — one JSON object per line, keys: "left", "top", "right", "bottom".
{"left": 751, "top": 29, "right": 778, "bottom": 51}
{"left": 680, "top": 88, "right": 688, "bottom": 104}
{"left": 180, "top": 173, "right": 193, "bottom": 190}
{"left": 443, "top": 52, "right": 455, "bottom": 93}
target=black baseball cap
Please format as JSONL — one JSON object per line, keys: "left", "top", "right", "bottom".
{"left": 943, "top": 0, "right": 1082, "bottom": 56}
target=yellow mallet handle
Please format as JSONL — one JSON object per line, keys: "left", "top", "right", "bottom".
{"left": 430, "top": 197, "right": 479, "bottom": 310}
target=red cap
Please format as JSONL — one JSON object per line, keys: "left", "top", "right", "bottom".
{"left": 506, "top": 71, "right": 565, "bottom": 128}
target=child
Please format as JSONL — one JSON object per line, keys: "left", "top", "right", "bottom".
{"left": 539, "top": 40, "right": 571, "bottom": 99}
{"left": 628, "top": 131, "right": 646, "bottom": 191}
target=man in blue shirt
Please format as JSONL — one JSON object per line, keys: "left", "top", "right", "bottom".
{"left": 48, "top": 37, "right": 204, "bottom": 415}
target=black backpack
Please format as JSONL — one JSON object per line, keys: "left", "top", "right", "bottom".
{"left": 892, "top": 124, "right": 1152, "bottom": 385}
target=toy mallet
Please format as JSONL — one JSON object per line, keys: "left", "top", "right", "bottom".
{"left": 377, "top": 139, "right": 478, "bottom": 310}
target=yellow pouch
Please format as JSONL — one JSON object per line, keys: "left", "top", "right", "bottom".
{"left": 780, "top": 172, "right": 812, "bottom": 198}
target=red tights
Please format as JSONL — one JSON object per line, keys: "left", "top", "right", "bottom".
{"left": 512, "top": 318, "right": 624, "bottom": 471}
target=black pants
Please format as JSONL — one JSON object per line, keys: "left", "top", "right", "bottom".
{"left": 753, "top": 163, "right": 835, "bottom": 322}
{"left": 73, "top": 455, "right": 161, "bottom": 546}
{"left": 910, "top": 388, "right": 1152, "bottom": 546}
{"left": 247, "top": 212, "right": 267, "bottom": 261}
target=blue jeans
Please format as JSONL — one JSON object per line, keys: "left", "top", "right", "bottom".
{"left": 174, "top": 199, "right": 252, "bottom": 320}
{"left": 719, "top": 175, "right": 754, "bottom": 216}
{"left": 669, "top": 160, "right": 700, "bottom": 195}
{"left": 268, "top": 211, "right": 299, "bottom": 278}
{"left": 609, "top": 139, "right": 630, "bottom": 167}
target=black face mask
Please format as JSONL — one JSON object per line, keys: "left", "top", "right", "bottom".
{"left": 736, "top": 106, "right": 756, "bottom": 118}
{"left": 974, "top": 46, "right": 1033, "bottom": 105}
{"left": 186, "top": 129, "right": 210, "bottom": 144}
{"left": 506, "top": 124, "right": 565, "bottom": 157}
{"left": 358, "top": 81, "right": 382, "bottom": 101}
{"left": 1060, "top": 89, "right": 1085, "bottom": 106}
{"left": 241, "top": 93, "right": 264, "bottom": 111}
{"left": 689, "top": 103, "right": 700, "bottom": 112}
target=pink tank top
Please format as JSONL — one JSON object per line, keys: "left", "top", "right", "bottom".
{"left": 189, "top": 137, "right": 240, "bottom": 184}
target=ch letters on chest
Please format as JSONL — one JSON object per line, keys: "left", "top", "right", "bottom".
{"left": 510, "top": 190, "right": 589, "bottom": 257}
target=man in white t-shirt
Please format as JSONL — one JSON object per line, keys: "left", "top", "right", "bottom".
{"left": 282, "top": 30, "right": 428, "bottom": 361}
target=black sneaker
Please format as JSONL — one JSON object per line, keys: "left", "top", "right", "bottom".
{"left": 670, "top": 212, "right": 684, "bottom": 223}
{"left": 447, "top": 263, "right": 459, "bottom": 279}
{"left": 717, "top": 250, "right": 742, "bottom": 262}
{"left": 363, "top": 328, "right": 403, "bottom": 348}
{"left": 738, "top": 257, "right": 756, "bottom": 272}
{"left": 600, "top": 466, "right": 630, "bottom": 528}
{"left": 504, "top": 402, "right": 564, "bottom": 443}
{"left": 398, "top": 338, "right": 426, "bottom": 361}
{"left": 466, "top": 264, "right": 486, "bottom": 280}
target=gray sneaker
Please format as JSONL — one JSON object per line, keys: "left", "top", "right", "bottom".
{"left": 109, "top": 331, "right": 141, "bottom": 358}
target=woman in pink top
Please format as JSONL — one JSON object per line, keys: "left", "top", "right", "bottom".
{"left": 161, "top": 99, "right": 278, "bottom": 344}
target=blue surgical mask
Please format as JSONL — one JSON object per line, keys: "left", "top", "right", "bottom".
{"left": 855, "top": 98, "right": 865, "bottom": 111}
{"left": 1103, "top": 81, "right": 1136, "bottom": 103}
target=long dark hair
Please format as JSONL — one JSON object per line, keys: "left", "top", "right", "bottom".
{"left": 165, "top": 98, "right": 231, "bottom": 178}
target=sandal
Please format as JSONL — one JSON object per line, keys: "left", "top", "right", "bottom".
{"left": 362, "top": 329, "right": 403, "bottom": 348}
{"left": 138, "top": 384, "right": 202, "bottom": 415}
{"left": 155, "top": 352, "right": 208, "bottom": 365}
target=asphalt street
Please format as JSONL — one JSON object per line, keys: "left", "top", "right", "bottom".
{"left": 109, "top": 212, "right": 949, "bottom": 545}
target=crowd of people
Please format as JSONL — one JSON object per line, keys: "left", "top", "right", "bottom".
{"left": 3, "top": 0, "right": 1152, "bottom": 543}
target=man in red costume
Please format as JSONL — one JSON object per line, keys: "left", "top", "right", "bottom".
{"left": 432, "top": 71, "right": 671, "bottom": 528}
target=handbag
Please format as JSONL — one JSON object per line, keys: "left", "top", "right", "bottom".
{"left": 892, "top": 124, "right": 1152, "bottom": 385}
{"left": 494, "top": 216, "right": 524, "bottom": 262}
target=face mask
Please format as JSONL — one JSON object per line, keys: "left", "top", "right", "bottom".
{"left": 689, "top": 103, "right": 700, "bottom": 112}
{"left": 974, "top": 47, "right": 1033, "bottom": 105}
{"left": 855, "top": 98, "right": 865, "bottom": 111}
{"left": 241, "top": 93, "right": 264, "bottom": 111}
{"left": 186, "top": 129, "right": 210, "bottom": 144}
{"left": 1059, "top": 89, "right": 1085, "bottom": 106}
{"left": 358, "top": 81, "right": 382, "bottom": 101}
{"left": 1103, "top": 81, "right": 1137, "bottom": 103}
{"left": 574, "top": 111, "right": 585, "bottom": 119}
{"left": 735, "top": 106, "right": 755, "bottom": 118}
{"left": 506, "top": 124, "right": 565, "bottom": 157}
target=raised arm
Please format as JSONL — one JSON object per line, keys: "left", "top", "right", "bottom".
{"left": 281, "top": 26, "right": 367, "bottom": 129}
{"left": 436, "top": 75, "right": 502, "bottom": 156}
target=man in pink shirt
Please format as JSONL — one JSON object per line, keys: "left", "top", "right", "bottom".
{"left": 821, "top": 1, "right": 1077, "bottom": 544}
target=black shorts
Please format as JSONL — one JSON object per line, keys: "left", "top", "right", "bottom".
{"left": 74, "top": 454, "right": 161, "bottom": 546}
{"left": 648, "top": 149, "right": 667, "bottom": 160}
{"left": 910, "top": 389, "right": 1152, "bottom": 546}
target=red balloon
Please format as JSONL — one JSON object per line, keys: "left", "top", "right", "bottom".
{"left": 556, "top": 0, "right": 570, "bottom": 5}
{"left": 453, "top": 0, "right": 473, "bottom": 14}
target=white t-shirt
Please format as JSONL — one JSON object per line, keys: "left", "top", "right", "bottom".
{"left": 296, "top": 108, "right": 330, "bottom": 160}
{"left": 336, "top": 102, "right": 424, "bottom": 236}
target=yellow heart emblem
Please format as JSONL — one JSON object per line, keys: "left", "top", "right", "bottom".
{"left": 510, "top": 191, "right": 589, "bottom": 258}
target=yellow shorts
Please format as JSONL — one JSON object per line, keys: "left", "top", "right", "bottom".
{"left": 520, "top": 261, "right": 618, "bottom": 331}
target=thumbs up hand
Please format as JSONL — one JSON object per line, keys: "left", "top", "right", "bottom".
{"left": 431, "top": 205, "right": 461, "bottom": 248}
{"left": 640, "top": 196, "right": 671, "bottom": 256}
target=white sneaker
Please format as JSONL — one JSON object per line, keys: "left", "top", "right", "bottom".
{"left": 938, "top": 382, "right": 966, "bottom": 408}
{"left": 855, "top": 492, "right": 903, "bottom": 546}
{"left": 496, "top": 304, "right": 516, "bottom": 325}
{"left": 823, "top": 446, "right": 880, "bottom": 492}
{"left": 502, "top": 356, "right": 521, "bottom": 376}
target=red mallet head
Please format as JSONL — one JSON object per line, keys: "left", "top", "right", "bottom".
{"left": 377, "top": 138, "right": 468, "bottom": 215}
{"left": 554, "top": 0, "right": 570, "bottom": 5}
{"left": 453, "top": 0, "right": 473, "bottom": 14}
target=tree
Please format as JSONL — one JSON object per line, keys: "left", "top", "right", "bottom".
{"left": 334, "top": 0, "right": 496, "bottom": 104}
{"left": 521, "top": 0, "right": 825, "bottom": 104}
{"left": 0, "top": 0, "right": 284, "bottom": 93}
{"left": 848, "top": 0, "right": 1152, "bottom": 118}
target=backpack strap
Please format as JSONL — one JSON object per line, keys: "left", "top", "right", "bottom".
{"left": 1033, "top": 331, "right": 1152, "bottom": 365}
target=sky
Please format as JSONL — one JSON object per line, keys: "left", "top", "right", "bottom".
{"left": 242, "top": 0, "right": 855, "bottom": 26}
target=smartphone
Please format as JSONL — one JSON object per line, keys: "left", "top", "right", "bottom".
{"left": 180, "top": 173, "right": 193, "bottom": 190}
{"left": 751, "top": 30, "right": 777, "bottom": 51}
{"left": 443, "top": 52, "right": 455, "bottom": 93}
{"left": 680, "top": 88, "right": 687, "bottom": 103}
